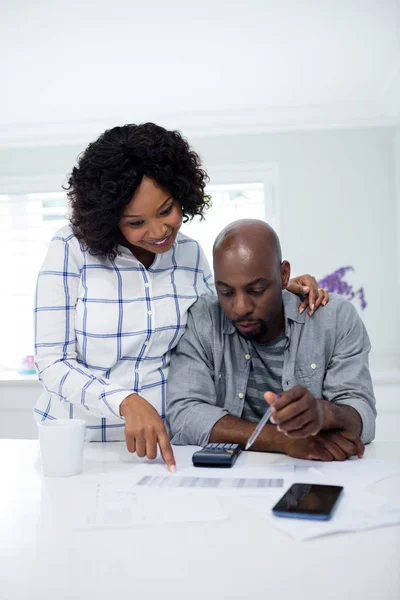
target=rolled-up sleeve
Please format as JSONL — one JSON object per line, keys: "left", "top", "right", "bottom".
{"left": 323, "top": 300, "right": 377, "bottom": 444}
{"left": 166, "top": 301, "right": 229, "bottom": 446}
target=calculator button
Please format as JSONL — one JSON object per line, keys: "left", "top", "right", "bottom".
{"left": 231, "top": 444, "right": 239, "bottom": 449}
{"left": 217, "top": 444, "right": 225, "bottom": 449}
{"left": 207, "top": 443, "right": 218, "bottom": 449}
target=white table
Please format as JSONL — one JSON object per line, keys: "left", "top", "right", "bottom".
{"left": 1, "top": 437, "right": 400, "bottom": 600}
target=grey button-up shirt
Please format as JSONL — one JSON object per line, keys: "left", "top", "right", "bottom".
{"left": 166, "top": 291, "right": 376, "bottom": 446}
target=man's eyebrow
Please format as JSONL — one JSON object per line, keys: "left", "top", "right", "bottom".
{"left": 122, "top": 196, "right": 173, "bottom": 218}
{"left": 246, "top": 278, "right": 267, "bottom": 286}
{"left": 216, "top": 277, "right": 268, "bottom": 287}
{"left": 216, "top": 280, "right": 232, "bottom": 288}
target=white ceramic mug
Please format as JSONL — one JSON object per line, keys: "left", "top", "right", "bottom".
{"left": 38, "top": 419, "right": 86, "bottom": 477}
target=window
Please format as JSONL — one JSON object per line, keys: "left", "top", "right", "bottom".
{"left": 181, "top": 182, "right": 266, "bottom": 266}
{"left": 0, "top": 192, "right": 69, "bottom": 371}
{"left": 181, "top": 163, "right": 279, "bottom": 266}
{"left": 0, "top": 165, "right": 278, "bottom": 371}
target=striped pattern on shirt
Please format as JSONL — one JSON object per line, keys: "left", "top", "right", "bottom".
{"left": 242, "top": 332, "right": 287, "bottom": 423}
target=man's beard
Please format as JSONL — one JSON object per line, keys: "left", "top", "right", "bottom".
{"left": 234, "top": 319, "right": 268, "bottom": 342}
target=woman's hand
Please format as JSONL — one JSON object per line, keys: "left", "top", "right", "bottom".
{"left": 120, "top": 393, "right": 176, "bottom": 472}
{"left": 286, "top": 274, "right": 328, "bottom": 315}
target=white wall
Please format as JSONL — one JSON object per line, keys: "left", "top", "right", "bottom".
{"left": 1, "top": 1, "right": 398, "bottom": 130}
{"left": 0, "top": 381, "right": 41, "bottom": 439}
{"left": 395, "top": 127, "right": 400, "bottom": 292}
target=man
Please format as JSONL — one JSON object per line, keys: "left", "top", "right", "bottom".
{"left": 166, "top": 220, "right": 376, "bottom": 461}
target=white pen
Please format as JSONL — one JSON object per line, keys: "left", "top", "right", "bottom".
{"left": 245, "top": 393, "right": 281, "bottom": 451}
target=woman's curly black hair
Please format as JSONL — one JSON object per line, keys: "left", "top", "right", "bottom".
{"left": 67, "top": 123, "right": 211, "bottom": 260}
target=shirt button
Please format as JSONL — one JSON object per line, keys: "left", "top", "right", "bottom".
{"left": 143, "top": 342, "right": 148, "bottom": 347}
{"left": 238, "top": 393, "right": 244, "bottom": 399}
{"left": 147, "top": 310, "right": 152, "bottom": 316}
{"left": 135, "top": 368, "right": 139, "bottom": 373}
{"left": 144, "top": 283, "right": 150, "bottom": 288}
{"left": 311, "top": 363, "right": 316, "bottom": 369}
{"left": 245, "top": 354, "right": 251, "bottom": 360}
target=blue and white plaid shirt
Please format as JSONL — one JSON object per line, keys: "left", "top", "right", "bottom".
{"left": 34, "top": 224, "right": 214, "bottom": 441}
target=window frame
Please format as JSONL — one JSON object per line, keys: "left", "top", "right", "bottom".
{"left": 206, "top": 162, "right": 280, "bottom": 234}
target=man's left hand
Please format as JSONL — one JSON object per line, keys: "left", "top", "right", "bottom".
{"left": 265, "top": 386, "right": 324, "bottom": 438}
{"left": 283, "top": 430, "right": 364, "bottom": 460}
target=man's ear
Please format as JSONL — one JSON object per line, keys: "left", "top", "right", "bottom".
{"left": 281, "top": 260, "right": 291, "bottom": 289}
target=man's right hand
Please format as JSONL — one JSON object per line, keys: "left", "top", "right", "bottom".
{"left": 120, "top": 393, "right": 176, "bottom": 472}
{"left": 284, "top": 430, "right": 365, "bottom": 461}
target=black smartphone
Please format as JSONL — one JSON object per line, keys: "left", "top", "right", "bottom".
{"left": 272, "top": 483, "right": 344, "bottom": 521}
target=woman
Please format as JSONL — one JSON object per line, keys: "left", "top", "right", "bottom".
{"left": 34, "top": 122, "right": 327, "bottom": 471}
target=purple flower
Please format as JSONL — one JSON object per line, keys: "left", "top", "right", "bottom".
{"left": 318, "top": 266, "right": 367, "bottom": 310}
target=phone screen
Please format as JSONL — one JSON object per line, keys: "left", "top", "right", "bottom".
{"left": 272, "top": 483, "right": 343, "bottom": 518}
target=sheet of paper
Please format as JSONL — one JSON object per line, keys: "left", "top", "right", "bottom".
{"left": 77, "top": 480, "right": 228, "bottom": 529}
{"left": 275, "top": 457, "right": 400, "bottom": 489}
{"left": 238, "top": 490, "right": 400, "bottom": 541}
{"left": 132, "top": 456, "right": 309, "bottom": 483}
{"left": 129, "top": 453, "right": 399, "bottom": 494}
{"left": 136, "top": 475, "right": 284, "bottom": 489}
{"left": 134, "top": 447, "right": 398, "bottom": 491}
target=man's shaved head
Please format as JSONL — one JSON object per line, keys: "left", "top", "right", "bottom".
{"left": 213, "top": 219, "right": 290, "bottom": 343}
{"left": 213, "top": 219, "right": 282, "bottom": 270}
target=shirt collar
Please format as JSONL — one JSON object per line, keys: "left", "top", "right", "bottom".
{"left": 116, "top": 241, "right": 177, "bottom": 265}
{"left": 222, "top": 289, "right": 306, "bottom": 335}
